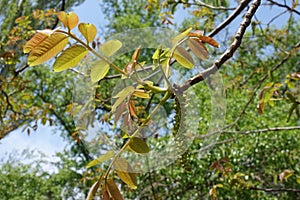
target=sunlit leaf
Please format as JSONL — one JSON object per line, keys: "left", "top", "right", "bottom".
{"left": 132, "top": 89, "right": 150, "bottom": 98}
{"left": 58, "top": 11, "right": 79, "bottom": 30}
{"left": 114, "top": 157, "right": 137, "bottom": 189}
{"left": 90, "top": 60, "right": 110, "bottom": 82}
{"left": 53, "top": 45, "right": 88, "bottom": 72}
{"left": 199, "top": 35, "right": 219, "bottom": 48}
{"left": 78, "top": 23, "right": 97, "bottom": 43}
{"left": 86, "top": 179, "right": 100, "bottom": 200}
{"left": 187, "top": 38, "right": 209, "bottom": 60}
{"left": 100, "top": 40, "right": 122, "bottom": 57}
{"left": 128, "top": 137, "right": 150, "bottom": 153}
{"left": 113, "top": 86, "right": 135, "bottom": 98}
{"left": 28, "top": 33, "right": 69, "bottom": 66}
{"left": 172, "top": 27, "right": 192, "bottom": 45}
{"left": 86, "top": 150, "right": 114, "bottom": 169}
{"left": 106, "top": 179, "right": 123, "bottom": 200}
{"left": 23, "top": 32, "right": 48, "bottom": 53}
{"left": 173, "top": 46, "right": 194, "bottom": 69}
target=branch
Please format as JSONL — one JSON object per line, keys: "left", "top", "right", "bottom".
{"left": 267, "top": 0, "right": 300, "bottom": 15}
{"left": 249, "top": 186, "right": 300, "bottom": 193}
{"left": 223, "top": 126, "right": 300, "bottom": 135}
{"left": 190, "top": 0, "right": 236, "bottom": 11}
{"left": 208, "top": 0, "right": 253, "bottom": 38}
{"left": 178, "top": 0, "right": 261, "bottom": 92}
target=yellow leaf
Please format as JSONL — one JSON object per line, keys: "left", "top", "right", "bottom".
{"left": 132, "top": 90, "right": 150, "bottom": 98}
{"left": 86, "top": 150, "right": 114, "bottom": 169}
{"left": 78, "top": 23, "right": 97, "bottom": 43}
{"left": 23, "top": 32, "right": 48, "bottom": 53}
{"left": 172, "top": 27, "right": 192, "bottom": 45}
{"left": 90, "top": 60, "right": 110, "bottom": 82}
{"left": 187, "top": 38, "right": 209, "bottom": 60}
{"left": 100, "top": 40, "right": 122, "bottom": 57}
{"left": 53, "top": 45, "right": 88, "bottom": 72}
{"left": 128, "top": 137, "right": 150, "bottom": 153}
{"left": 173, "top": 46, "right": 194, "bottom": 69}
{"left": 57, "top": 11, "right": 78, "bottom": 30}
{"left": 106, "top": 179, "right": 123, "bottom": 200}
{"left": 114, "top": 157, "right": 137, "bottom": 189}
{"left": 113, "top": 86, "right": 135, "bottom": 98}
{"left": 28, "top": 33, "right": 69, "bottom": 66}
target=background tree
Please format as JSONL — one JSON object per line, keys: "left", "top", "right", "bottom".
{"left": 0, "top": 0, "right": 300, "bottom": 199}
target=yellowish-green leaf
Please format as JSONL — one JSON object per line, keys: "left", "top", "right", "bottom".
{"left": 132, "top": 89, "right": 150, "bottom": 98}
{"left": 100, "top": 40, "right": 122, "bottom": 57}
{"left": 172, "top": 27, "right": 192, "bottom": 45}
{"left": 173, "top": 46, "right": 194, "bottom": 69}
{"left": 58, "top": 11, "right": 78, "bottom": 30}
{"left": 114, "top": 157, "right": 137, "bottom": 189}
{"left": 86, "top": 150, "right": 114, "bottom": 169}
{"left": 23, "top": 32, "right": 48, "bottom": 53}
{"left": 128, "top": 137, "right": 150, "bottom": 153}
{"left": 78, "top": 23, "right": 97, "bottom": 43}
{"left": 86, "top": 179, "right": 100, "bottom": 200}
{"left": 28, "top": 33, "right": 69, "bottom": 66}
{"left": 113, "top": 86, "right": 135, "bottom": 98}
{"left": 90, "top": 60, "right": 110, "bottom": 82}
{"left": 106, "top": 179, "right": 123, "bottom": 200}
{"left": 187, "top": 38, "right": 209, "bottom": 60}
{"left": 111, "top": 96, "right": 127, "bottom": 113}
{"left": 53, "top": 45, "right": 88, "bottom": 72}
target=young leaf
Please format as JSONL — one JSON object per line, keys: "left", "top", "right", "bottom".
{"left": 23, "top": 32, "right": 48, "bottom": 53}
{"left": 101, "top": 185, "right": 110, "bottom": 200}
{"left": 90, "top": 60, "right": 110, "bottom": 82}
{"left": 128, "top": 101, "right": 138, "bottom": 118}
{"left": 28, "top": 33, "right": 69, "bottom": 66}
{"left": 128, "top": 137, "right": 150, "bottom": 153}
{"left": 106, "top": 179, "right": 123, "bottom": 200}
{"left": 53, "top": 44, "right": 88, "bottom": 72}
{"left": 172, "top": 27, "right": 192, "bottom": 45}
{"left": 86, "top": 179, "right": 101, "bottom": 200}
{"left": 113, "top": 86, "right": 135, "bottom": 98}
{"left": 57, "top": 11, "right": 79, "bottom": 30}
{"left": 114, "top": 157, "right": 137, "bottom": 189}
{"left": 173, "top": 46, "right": 194, "bottom": 69}
{"left": 187, "top": 38, "right": 209, "bottom": 60}
{"left": 199, "top": 35, "right": 219, "bottom": 48}
{"left": 86, "top": 150, "right": 114, "bottom": 169}
{"left": 100, "top": 40, "right": 122, "bottom": 57}
{"left": 78, "top": 23, "right": 97, "bottom": 43}
{"left": 114, "top": 102, "right": 126, "bottom": 124}
{"left": 132, "top": 89, "right": 150, "bottom": 99}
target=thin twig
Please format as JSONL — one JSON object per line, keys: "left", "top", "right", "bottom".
{"left": 191, "top": 0, "right": 236, "bottom": 11}
{"left": 249, "top": 186, "right": 300, "bottom": 193}
{"left": 267, "top": 0, "right": 300, "bottom": 15}
{"left": 178, "top": 0, "right": 261, "bottom": 92}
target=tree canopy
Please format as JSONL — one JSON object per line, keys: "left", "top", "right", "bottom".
{"left": 0, "top": 0, "right": 299, "bottom": 199}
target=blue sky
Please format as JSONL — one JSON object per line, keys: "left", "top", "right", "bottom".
{"left": 0, "top": 0, "right": 299, "bottom": 162}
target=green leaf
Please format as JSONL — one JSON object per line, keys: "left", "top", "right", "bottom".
{"left": 28, "top": 33, "right": 69, "bottom": 66}
{"left": 106, "top": 179, "right": 123, "bottom": 200}
{"left": 86, "top": 150, "right": 114, "bottom": 169}
{"left": 100, "top": 40, "right": 122, "bottom": 57}
{"left": 172, "top": 27, "right": 192, "bottom": 45}
{"left": 128, "top": 137, "right": 150, "bottom": 153}
{"left": 90, "top": 60, "right": 110, "bottom": 82}
{"left": 296, "top": 176, "right": 300, "bottom": 184}
{"left": 173, "top": 46, "right": 194, "bottom": 69}
{"left": 53, "top": 45, "right": 88, "bottom": 72}
{"left": 78, "top": 23, "right": 97, "bottom": 43}
{"left": 113, "top": 86, "right": 135, "bottom": 98}
{"left": 114, "top": 157, "right": 137, "bottom": 189}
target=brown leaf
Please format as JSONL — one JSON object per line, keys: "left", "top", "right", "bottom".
{"left": 187, "top": 38, "right": 209, "bottom": 60}
{"left": 115, "top": 102, "right": 126, "bottom": 125}
{"left": 199, "top": 35, "right": 219, "bottom": 48}
{"left": 128, "top": 101, "right": 138, "bottom": 119}
{"left": 106, "top": 179, "right": 123, "bottom": 200}
{"left": 86, "top": 180, "right": 100, "bottom": 200}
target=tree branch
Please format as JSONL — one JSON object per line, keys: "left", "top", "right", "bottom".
{"left": 249, "top": 186, "right": 300, "bottom": 193}
{"left": 267, "top": 0, "right": 300, "bottom": 16}
{"left": 190, "top": 0, "right": 236, "bottom": 11}
{"left": 178, "top": 0, "right": 261, "bottom": 92}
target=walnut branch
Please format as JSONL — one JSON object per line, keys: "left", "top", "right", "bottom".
{"left": 178, "top": 0, "right": 261, "bottom": 92}
{"left": 267, "top": 0, "right": 300, "bottom": 15}
{"left": 190, "top": 0, "right": 236, "bottom": 11}
{"left": 249, "top": 186, "right": 300, "bottom": 193}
